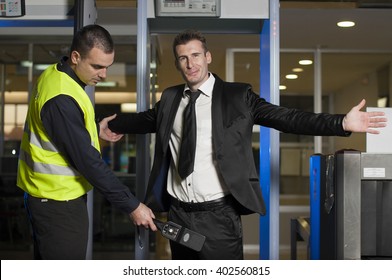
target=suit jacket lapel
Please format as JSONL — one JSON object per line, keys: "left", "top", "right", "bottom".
{"left": 160, "top": 86, "right": 183, "bottom": 150}
{"left": 211, "top": 75, "right": 225, "bottom": 155}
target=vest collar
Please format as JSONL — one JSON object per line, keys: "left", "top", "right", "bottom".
{"left": 57, "top": 56, "right": 86, "bottom": 89}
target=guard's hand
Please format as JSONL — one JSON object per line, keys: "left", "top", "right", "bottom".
{"left": 99, "top": 114, "right": 124, "bottom": 142}
{"left": 342, "top": 99, "right": 387, "bottom": 134}
{"left": 129, "top": 203, "right": 157, "bottom": 231}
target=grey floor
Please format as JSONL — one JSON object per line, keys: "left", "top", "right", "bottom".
{"left": 0, "top": 239, "right": 308, "bottom": 260}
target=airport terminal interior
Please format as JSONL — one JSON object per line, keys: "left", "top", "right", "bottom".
{"left": 1, "top": 0, "right": 392, "bottom": 260}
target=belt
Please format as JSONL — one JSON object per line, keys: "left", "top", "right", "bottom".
{"left": 25, "top": 192, "right": 87, "bottom": 203}
{"left": 171, "top": 195, "right": 234, "bottom": 212}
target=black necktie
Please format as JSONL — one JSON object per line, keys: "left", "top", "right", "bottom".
{"left": 178, "top": 90, "right": 201, "bottom": 179}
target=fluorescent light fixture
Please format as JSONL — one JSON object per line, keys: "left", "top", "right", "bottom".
{"left": 279, "top": 85, "right": 287, "bottom": 90}
{"left": 22, "top": 62, "right": 52, "bottom": 71}
{"left": 299, "top": 59, "right": 313, "bottom": 65}
{"left": 292, "top": 68, "right": 303, "bottom": 73}
{"left": 96, "top": 81, "right": 117, "bottom": 87}
{"left": 21, "top": 60, "right": 33, "bottom": 67}
{"left": 34, "top": 64, "right": 51, "bottom": 71}
{"left": 121, "top": 103, "right": 137, "bottom": 113}
{"left": 285, "top": 74, "right": 298, "bottom": 80}
{"left": 337, "top": 21, "right": 355, "bottom": 28}
{"left": 378, "top": 97, "right": 388, "bottom": 108}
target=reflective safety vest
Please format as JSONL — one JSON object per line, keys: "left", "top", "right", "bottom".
{"left": 17, "top": 64, "right": 100, "bottom": 200}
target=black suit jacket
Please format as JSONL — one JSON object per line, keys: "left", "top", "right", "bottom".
{"left": 109, "top": 74, "right": 348, "bottom": 215}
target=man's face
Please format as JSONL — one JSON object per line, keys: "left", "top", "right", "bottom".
{"left": 71, "top": 47, "right": 114, "bottom": 86}
{"left": 175, "top": 39, "right": 212, "bottom": 91}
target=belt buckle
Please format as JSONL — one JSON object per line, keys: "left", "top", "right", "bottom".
{"left": 185, "top": 203, "right": 195, "bottom": 211}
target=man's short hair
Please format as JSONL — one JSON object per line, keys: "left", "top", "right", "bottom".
{"left": 172, "top": 29, "right": 208, "bottom": 58}
{"left": 70, "top": 24, "right": 114, "bottom": 58}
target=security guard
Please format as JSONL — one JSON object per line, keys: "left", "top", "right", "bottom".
{"left": 17, "top": 24, "right": 157, "bottom": 260}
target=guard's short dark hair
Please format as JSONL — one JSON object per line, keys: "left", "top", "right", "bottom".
{"left": 172, "top": 29, "right": 208, "bottom": 58}
{"left": 70, "top": 24, "right": 114, "bottom": 58}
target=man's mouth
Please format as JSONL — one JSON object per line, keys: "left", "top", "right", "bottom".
{"left": 187, "top": 70, "right": 198, "bottom": 77}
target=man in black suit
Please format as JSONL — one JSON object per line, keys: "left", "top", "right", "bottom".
{"left": 104, "top": 30, "right": 386, "bottom": 259}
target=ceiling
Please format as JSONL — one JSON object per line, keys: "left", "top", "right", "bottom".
{"left": 0, "top": 0, "right": 391, "bottom": 99}
{"left": 279, "top": 1, "right": 392, "bottom": 96}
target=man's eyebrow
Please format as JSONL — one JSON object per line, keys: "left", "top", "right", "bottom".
{"left": 178, "top": 52, "right": 203, "bottom": 58}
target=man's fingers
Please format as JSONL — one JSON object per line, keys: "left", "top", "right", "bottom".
{"left": 368, "top": 111, "right": 386, "bottom": 117}
{"left": 366, "top": 129, "right": 381, "bottom": 134}
{"left": 105, "top": 114, "right": 117, "bottom": 122}
{"left": 368, "top": 116, "right": 387, "bottom": 125}
{"left": 355, "top": 99, "right": 366, "bottom": 110}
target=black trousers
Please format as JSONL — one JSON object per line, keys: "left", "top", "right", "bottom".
{"left": 24, "top": 193, "right": 89, "bottom": 260}
{"left": 168, "top": 198, "right": 244, "bottom": 260}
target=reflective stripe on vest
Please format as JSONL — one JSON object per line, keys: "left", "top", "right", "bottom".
{"left": 20, "top": 123, "right": 80, "bottom": 176}
{"left": 19, "top": 149, "right": 79, "bottom": 176}
{"left": 27, "top": 123, "right": 57, "bottom": 152}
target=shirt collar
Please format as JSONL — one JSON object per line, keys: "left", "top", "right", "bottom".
{"left": 183, "top": 72, "right": 215, "bottom": 97}
{"left": 57, "top": 56, "right": 86, "bottom": 89}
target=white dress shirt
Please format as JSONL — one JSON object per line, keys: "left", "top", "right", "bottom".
{"left": 167, "top": 73, "right": 229, "bottom": 202}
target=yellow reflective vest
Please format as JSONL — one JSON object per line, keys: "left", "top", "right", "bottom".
{"left": 17, "top": 64, "right": 100, "bottom": 200}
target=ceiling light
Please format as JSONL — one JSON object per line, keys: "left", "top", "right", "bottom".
{"left": 279, "top": 85, "right": 287, "bottom": 90}
{"left": 299, "top": 59, "right": 313, "bottom": 65}
{"left": 292, "top": 68, "right": 303, "bottom": 73}
{"left": 337, "top": 21, "right": 355, "bottom": 28}
{"left": 285, "top": 74, "right": 298, "bottom": 80}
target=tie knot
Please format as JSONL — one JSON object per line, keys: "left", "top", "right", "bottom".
{"left": 187, "top": 90, "right": 201, "bottom": 103}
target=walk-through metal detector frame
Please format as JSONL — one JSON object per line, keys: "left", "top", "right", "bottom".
{"left": 74, "top": 0, "right": 97, "bottom": 260}
{"left": 140, "top": 0, "right": 280, "bottom": 259}
{"left": 259, "top": 0, "right": 280, "bottom": 260}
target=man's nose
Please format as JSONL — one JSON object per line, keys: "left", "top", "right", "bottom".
{"left": 99, "top": 68, "right": 107, "bottom": 79}
{"left": 186, "top": 58, "right": 193, "bottom": 68}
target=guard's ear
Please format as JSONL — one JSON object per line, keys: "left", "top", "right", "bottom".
{"left": 70, "top": 50, "right": 81, "bottom": 65}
